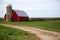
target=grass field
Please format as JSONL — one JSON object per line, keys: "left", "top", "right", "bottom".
{"left": 0, "top": 25, "right": 40, "bottom": 40}
{"left": 0, "top": 21, "right": 60, "bottom": 32}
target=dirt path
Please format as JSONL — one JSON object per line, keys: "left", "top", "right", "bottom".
{"left": 0, "top": 24, "right": 60, "bottom": 40}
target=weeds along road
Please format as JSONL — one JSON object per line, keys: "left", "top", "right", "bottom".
{"left": 0, "top": 24, "right": 60, "bottom": 40}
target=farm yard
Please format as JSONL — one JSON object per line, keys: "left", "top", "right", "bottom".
{"left": 0, "top": 0, "right": 60, "bottom": 40}
{"left": 0, "top": 21, "right": 60, "bottom": 40}
{"left": 0, "top": 21, "right": 60, "bottom": 32}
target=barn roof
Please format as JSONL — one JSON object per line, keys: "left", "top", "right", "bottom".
{"left": 14, "top": 10, "right": 28, "bottom": 17}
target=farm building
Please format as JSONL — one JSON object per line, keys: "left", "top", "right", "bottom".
{"left": 4, "top": 4, "right": 29, "bottom": 22}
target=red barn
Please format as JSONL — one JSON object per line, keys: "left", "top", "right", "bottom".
{"left": 4, "top": 10, "right": 29, "bottom": 22}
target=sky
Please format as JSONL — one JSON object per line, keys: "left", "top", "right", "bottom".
{"left": 0, "top": 0, "right": 60, "bottom": 18}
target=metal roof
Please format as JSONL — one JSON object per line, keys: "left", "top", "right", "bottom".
{"left": 14, "top": 10, "right": 28, "bottom": 17}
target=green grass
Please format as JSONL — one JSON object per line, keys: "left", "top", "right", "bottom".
{"left": 0, "top": 25, "right": 40, "bottom": 40}
{"left": 0, "top": 21, "right": 60, "bottom": 32}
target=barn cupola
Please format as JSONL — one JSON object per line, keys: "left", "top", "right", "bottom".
{"left": 6, "top": 4, "right": 12, "bottom": 22}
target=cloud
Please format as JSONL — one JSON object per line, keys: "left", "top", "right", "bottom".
{"left": 0, "top": 0, "right": 60, "bottom": 17}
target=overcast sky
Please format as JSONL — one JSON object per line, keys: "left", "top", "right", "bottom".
{"left": 0, "top": 0, "right": 60, "bottom": 18}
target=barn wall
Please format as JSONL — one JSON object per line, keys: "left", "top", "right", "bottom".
{"left": 12, "top": 10, "right": 19, "bottom": 22}
{"left": 19, "top": 17, "right": 29, "bottom": 21}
